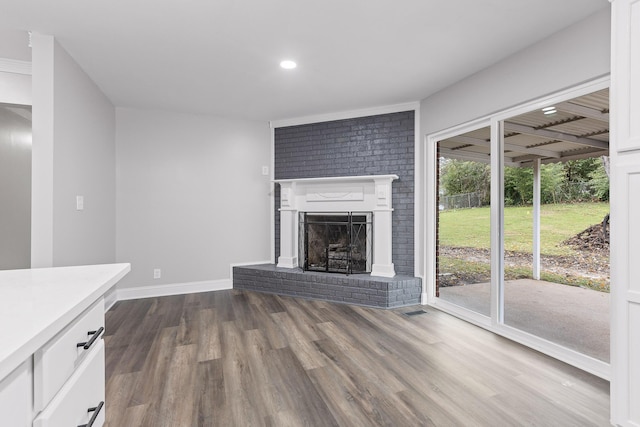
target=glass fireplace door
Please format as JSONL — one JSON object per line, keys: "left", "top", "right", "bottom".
{"left": 300, "top": 212, "right": 372, "bottom": 274}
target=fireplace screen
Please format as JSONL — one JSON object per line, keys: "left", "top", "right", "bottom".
{"left": 299, "top": 212, "right": 372, "bottom": 274}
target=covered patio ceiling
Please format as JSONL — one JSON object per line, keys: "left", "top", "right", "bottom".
{"left": 438, "top": 88, "right": 609, "bottom": 167}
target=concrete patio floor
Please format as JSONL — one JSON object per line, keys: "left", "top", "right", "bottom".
{"left": 438, "top": 279, "right": 610, "bottom": 362}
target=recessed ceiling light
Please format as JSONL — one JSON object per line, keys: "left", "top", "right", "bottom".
{"left": 280, "top": 60, "right": 297, "bottom": 70}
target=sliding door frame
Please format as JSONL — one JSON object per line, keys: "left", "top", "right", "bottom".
{"left": 424, "top": 76, "right": 611, "bottom": 379}
{"left": 425, "top": 117, "right": 492, "bottom": 328}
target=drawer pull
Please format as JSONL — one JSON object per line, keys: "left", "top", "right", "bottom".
{"left": 76, "top": 327, "right": 104, "bottom": 350}
{"left": 78, "top": 401, "right": 104, "bottom": 427}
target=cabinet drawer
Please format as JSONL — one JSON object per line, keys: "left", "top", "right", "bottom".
{"left": 33, "top": 339, "right": 105, "bottom": 427}
{"left": 34, "top": 298, "right": 105, "bottom": 411}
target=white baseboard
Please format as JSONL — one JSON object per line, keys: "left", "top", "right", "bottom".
{"left": 116, "top": 278, "right": 233, "bottom": 301}
{"left": 104, "top": 261, "right": 272, "bottom": 311}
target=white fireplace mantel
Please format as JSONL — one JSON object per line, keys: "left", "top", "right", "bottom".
{"left": 274, "top": 174, "right": 398, "bottom": 277}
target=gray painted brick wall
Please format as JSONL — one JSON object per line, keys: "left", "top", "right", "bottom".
{"left": 274, "top": 110, "right": 415, "bottom": 276}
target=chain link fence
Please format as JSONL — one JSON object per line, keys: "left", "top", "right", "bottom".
{"left": 439, "top": 192, "right": 484, "bottom": 210}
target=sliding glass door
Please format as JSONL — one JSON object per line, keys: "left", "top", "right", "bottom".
{"left": 431, "top": 84, "right": 611, "bottom": 372}
{"left": 500, "top": 95, "right": 610, "bottom": 363}
{"left": 435, "top": 125, "right": 492, "bottom": 318}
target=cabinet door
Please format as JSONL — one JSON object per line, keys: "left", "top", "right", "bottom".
{"left": 0, "top": 359, "right": 33, "bottom": 427}
{"left": 610, "top": 0, "right": 640, "bottom": 425}
{"left": 33, "top": 340, "right": 105, "bottom": 427}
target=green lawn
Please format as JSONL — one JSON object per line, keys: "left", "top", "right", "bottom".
{"left": 438, "top": 202, "right": 610, "bottom": 256}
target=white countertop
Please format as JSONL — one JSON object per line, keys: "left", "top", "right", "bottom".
{"left": 0, "top": 263, "right": 130, "bottom": 382}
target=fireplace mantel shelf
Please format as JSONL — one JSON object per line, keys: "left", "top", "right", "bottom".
{"left": 273, "top": 174, "right": 398, "bottom": 185}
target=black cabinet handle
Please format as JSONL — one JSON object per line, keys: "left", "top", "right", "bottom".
{"left": 76, "top": 326, "right": 104, "bottom": 350}
{"left": 78, "top": 400, "right": 104, "bottom": 427}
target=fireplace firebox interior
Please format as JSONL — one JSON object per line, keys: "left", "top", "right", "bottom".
{"left": 299, "top": 212, "right": 372, "bottom": 274}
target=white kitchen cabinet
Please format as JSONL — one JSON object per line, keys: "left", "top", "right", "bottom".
{"left": 0, "top": 264, "right": 130, "bottom": 427}
{"left": 0, "top": 359, "right": 33, "bottom": 427}
{"left": 34, "top": 299, "right": 105, "bottom": 412}
{"left": 0, "top": 302, "right": 106, "bottom": 427}
{"left": 33, "top": 340, "right": 105, "bottom": 427}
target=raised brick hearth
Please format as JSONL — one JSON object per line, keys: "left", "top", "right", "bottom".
{"left": 233, "top": 264, "right": 421, "bottom": 308}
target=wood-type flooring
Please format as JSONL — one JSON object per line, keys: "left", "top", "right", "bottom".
{"left": 103, "top": 290, "right": 610, "bottom": 426}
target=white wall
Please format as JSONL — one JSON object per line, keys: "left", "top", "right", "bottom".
{"left": 0, "top": 32, "right": 32, "bottom": 270}
{"left": 420, "top": 8, "right": 611, "bottom": 135}
{"left": 0, "top": 30, "right": 31, "bottom": 61}
{"left": 0, "top": 106, "right": 31, "bottom": 270}
{"left": 115, "top": 108, "right": 271, "bottom": 289}
{"left": 31, "top": 34, "right": 116, "bottom": 267}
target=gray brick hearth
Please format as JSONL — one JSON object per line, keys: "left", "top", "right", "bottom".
{"left": 233, "top": 264, "right": 422, "bottom": 308}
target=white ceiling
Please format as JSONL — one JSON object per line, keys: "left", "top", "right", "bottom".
{"left": 0, "top": 0, "right": 609, "bottom": 122}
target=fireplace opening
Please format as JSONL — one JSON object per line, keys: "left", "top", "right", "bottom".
{"left": 299, "top": 212, "right": 372, "bottom": 274}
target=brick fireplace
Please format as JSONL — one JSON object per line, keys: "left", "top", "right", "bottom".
{"left": 232, "top": 110, "right": 421, "bottom": 308}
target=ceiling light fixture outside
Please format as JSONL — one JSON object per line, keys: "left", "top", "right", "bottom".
{"left": 280, "top": 60, "right": 297, "bottom": 70}
{"left": 542, "top": 106, "right": 557, "bottom": 115}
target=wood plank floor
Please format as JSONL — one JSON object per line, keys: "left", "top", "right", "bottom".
{"left": 103, "top": 290, "right": 610, "bottom": 426}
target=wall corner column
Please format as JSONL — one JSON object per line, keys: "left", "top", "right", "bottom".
{"left": 30, "top": 33, "right": 55, "bottom": 268}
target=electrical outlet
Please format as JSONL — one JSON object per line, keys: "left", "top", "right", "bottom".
{"left": 76, "top": 195, "right": 84, "bottom": 211}
{"left": 262, "top": 166, "right": 269, "bottom": 176}
{"left": 153, "top": 269, "right": 161, "bottom": 279}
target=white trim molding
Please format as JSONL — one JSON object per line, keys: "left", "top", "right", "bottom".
{"left": 413, "top": 104, "right": 426, "bottom": 303}
{"left": 103, "top": 260, "right": 272, "bottom": 310}
{"left": 116, "top": 278, "right": 232, "bottom": 301}
{"left": 270, "top": 126, "right": 276, "bottom": 264}
{"left": 270, "top": 101, "right": 420, "bottom": 129}
{"left": 0, "top": 59, "right": 32, "bottom": 75}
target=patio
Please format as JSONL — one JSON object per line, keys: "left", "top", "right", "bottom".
{"left": 438, "top": 279, "right": 610, "bottom": 362}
